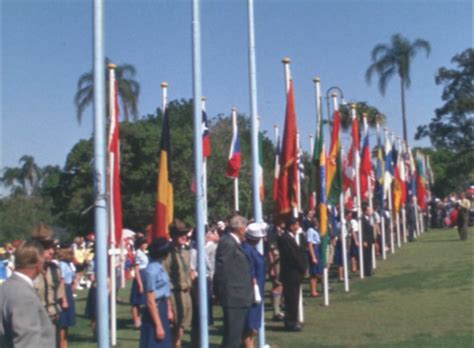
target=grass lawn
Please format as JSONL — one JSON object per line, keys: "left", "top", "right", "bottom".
{"left": 70, "top": 227, "right": 473, "bottom": 347}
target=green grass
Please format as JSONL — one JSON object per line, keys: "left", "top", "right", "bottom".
{"left": 70, "top": 227, "right": 473, "bottom": 347}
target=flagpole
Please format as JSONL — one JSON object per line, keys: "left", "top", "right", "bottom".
{"left": 108, "top": 64, "right": 118, "bottom": 347}
{"left": 313, "top": 77, "right": 322, "bottom": 206}
{"left": 92, "top": 0, "right": 110, "bottom": 345}
{"left": 191, "top": 0, "right": 209, "bottom": 346}
{"left": 363, "top": 114, "right": 376, "bottom": 270}
{"left": 282, "top": 57, "right": 304, "bottom": 321}
{"left": 377, "top": 122, "right": 387, "bottom": 260}
{"left": 231, "top": 107, "right": 240, "bottom": 212}
{"left": 201, "top": 97, "right": 208, "bottom": 225}
{"left": 340, "top": 145, "right": 350, "bottom": 292}
{"left": 385, "top": 129, "right": 395, "bottom": 254}
{"left": 400, "top": 138, "right": 408, "bottom": 243}
{"left": 351, "top": 104, "right": 364, "bottom": 279}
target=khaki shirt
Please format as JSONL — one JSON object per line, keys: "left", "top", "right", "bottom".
{"left": 33, "top": 262, "right": 65, "bottom": 320}
{"left": 162, "top": 245, "right": 192, "bottom": 291}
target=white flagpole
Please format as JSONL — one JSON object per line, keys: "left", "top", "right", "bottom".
{"left": 385, "top": 129, "right": 395, "bottom": 254}
{"left": 363, "top": 115, "right": 376, "bottom": 270}
{"left": 340, "top": 145, "right": 350, "bottom": 292}
{"left": 351, "top": 104, "right": 364, "bottom": 279}
{"left": 107, "top": 64, "right": 117, "bottom": 346}
{"left": 282, "top": 57, "right": 304, "bottom": 320}
{"left": 231, "top": 107, "right": 239, "bottom": 212}
{"left": 313, "top": 77, "right": 322, "bottom": 206}
{"left": 201, "top": 97, "right": 208, "bottom": 224}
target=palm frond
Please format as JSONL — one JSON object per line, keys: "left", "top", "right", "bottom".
{"left": 378, "top": 65, "right": 396, "bottom": 95}
{"left": 412, "top": 39, "right": 431, "bottom": 58}
{"left": 371, "top": 44, "right": 389, "bottom": 61}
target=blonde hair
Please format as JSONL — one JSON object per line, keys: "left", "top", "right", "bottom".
{"left": 14, "top": 240, "right": 44, "bottom": 269}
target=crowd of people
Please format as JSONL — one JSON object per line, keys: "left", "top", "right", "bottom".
{"left": 0, "top": 191, "right": 471, "bottom": 348}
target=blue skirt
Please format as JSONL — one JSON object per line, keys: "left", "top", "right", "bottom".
{"left": 130, "top": 269, "right": 147, "bottom": 305}
{"left": 308, "top": 244, "right": 322, "bottom": 276}
{"left": 140, "top": 300, "right": 171, "bottom": 348}
{"left": 334, "top": 239, "right": 343, "bottom": 267}
{"left": 59, "top": 284, "right": 76, "bottom": 328}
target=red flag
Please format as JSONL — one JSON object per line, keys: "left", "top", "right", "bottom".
{"left": 202, "top": 110, "right": 211, "bottom": 157}
{"left": 360, "top": 134, "right": 371, "bottom": 200}
{"left": 226, "top": 119, "right": 241, "bottom": 178}
{"left": 277, "top": 80, "right": 298, "bottom": 217}
{"left": 107, "top": 78, "right": 123, "bottom": 245}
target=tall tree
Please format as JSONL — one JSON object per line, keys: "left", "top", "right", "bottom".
{"left": 74, "top": 58, "right": 140, "bottom": 123}
{"left": 1, "top": 155, "right": 42, "bottom": 195}
{"left": 338, "top": 102, "right": 386, "bottom": 131}
{"left": 415, "top": 48, "right": 474, "bottom": 152}
{"left": 366, "top": 33, "right": 431, "bottom": 143}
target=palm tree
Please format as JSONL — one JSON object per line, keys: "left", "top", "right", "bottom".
{"left": 74, "top": 58, "right": 140, "bottom": 123}
{"left": 1, "top": 155, "right": 42, "bottom": 195}
{"left": 365, "top": 33, "right": 431, "bottom": 143}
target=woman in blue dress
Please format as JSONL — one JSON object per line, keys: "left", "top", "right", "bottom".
{"left": 306, "top": 217, "right": 321, "bottom": 297}
{"left": 140, "top": 237, "right": 173, "bottom": 348}
{"left": 130, "top": 237, "right": 149, "bottom": 328}
{"left": 242, "top": 222, "right": 267, "bottom": 348}
{"left": 58, "top": 246, "right": 76, "bottom": 348}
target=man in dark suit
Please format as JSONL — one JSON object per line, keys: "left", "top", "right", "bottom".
{"left": 361, "top": 204, "right": 375, "bottom": 277}
{"left": 278, "top": 216, "right": 307, "bottom": 331}
{"left": 0, "top": 241, "right": 56, "bottom": 348}
{"left": 214, "top": 215, "right": 253, "bottom": 348}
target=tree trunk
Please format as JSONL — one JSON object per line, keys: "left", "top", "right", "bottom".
{"left": 400, "top": 78, "right": 408, "bottom": 144}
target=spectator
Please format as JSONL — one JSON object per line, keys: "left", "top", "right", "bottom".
{"left": 214, "top": 215, "right": 253, "bottom": 348}
{"left": 130, "top": 237, "right": 149, "bottom": 328}
{"left": 0, "top": 240, "right": 55, "bottom": 347}
{"left": 58, "top": 245, "right": 76, "bottom": 348}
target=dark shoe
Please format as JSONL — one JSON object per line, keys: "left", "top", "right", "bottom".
{"left": 285, "top": 324, "right": 302, "bottom": 332}
{"left": 272, "top": 313, "right": 285, "bottom": 321}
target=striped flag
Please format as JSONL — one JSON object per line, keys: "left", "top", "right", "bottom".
{"left": 154, "top": 107, "right": 174, "bottom": 238}
{"left": 383, "top": 133, "right": 393, "bottom": 199}
{"left": 317, "top": 124, "right": 329, "bottom": 267}
{"left": 272, "top": 131, "right": 281, "bottom": 202}
{"left": 202, "top": 109, "right": 211, "bottom": 157}
{"left": 107, "top": 71, "right": 123, "bottom": 245}
{"left": 326, "top": 110, "right": 342, "bottom": 203}
{"left": 226, "top": 119, "right": 241, "bottom": 178}
{"left": 258, "top": 129, "right": 265, "bottom": 202}
{"left": 360, "top": 130, "right": 371, "bottom": 200}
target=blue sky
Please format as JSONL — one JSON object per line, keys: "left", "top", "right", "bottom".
{"left": 2, "top": 0, "right": 472, "bottom": 174}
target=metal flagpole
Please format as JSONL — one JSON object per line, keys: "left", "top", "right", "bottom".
{"left": 385, "top": 129, "right": 395, "bottom": 254}
{"left": 351, "top": 104, "right": 364, "bottom": 279}
{"left": 92, "top": 0, "right": 109, "bottom": 346}
{"left": 363, "top": 115, "right": 376, "bottom": 270}
{"left": 340, "top": 145, "right": 350, "bottom": 292}
{"left": 191, "top": 0, "right": 209, "bottom": 346}
{"left": 282, "top": 57, "right": 304, "bottom": 320}
{"left": 201, "top": 97, "right": 208, "bottom": 225}
{"left": 108, "top": 64, "right": 118, "bottom": 347}
{"left": 296, "top": 132, "right": 302, "bottom": 213}
{"left": 392, "top": 132, "right": 401, "bottom": 248}
{"left": 231, "top": 107, "right": 240, "bottom": 212}
{"left": 377, "top": 122, "right": 386, "bottom": 260}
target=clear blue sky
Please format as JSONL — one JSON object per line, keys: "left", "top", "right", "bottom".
{"left": 2, "top": 0, "right": 472, "bottom": 174}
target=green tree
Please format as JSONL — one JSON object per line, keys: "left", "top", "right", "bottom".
{"left": 74, "top": 59, "right": 140, "bottom": 123}
{"left": 366, "top": 33, "right": 431, "bottom": 143}
{"left": 415, "top": 48, "right": 474, "bottom": 152}
{"left": 1, "top": 155, "right": 42, "bottom": 196}
{"left": 337, "top": 102, "right": 386, "bottom": 131}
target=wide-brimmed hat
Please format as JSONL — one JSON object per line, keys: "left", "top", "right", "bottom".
{"left": 169, "top": 219, "right": 188, "bottom": 238}
{"left": 148, "top": 237, "right": 171, "bottom": 259}
{"left": 31, "top": 223, "right": 56, "bottom": 246}
{"left": 246, "top": 222, "right": 268, "bottom": 240}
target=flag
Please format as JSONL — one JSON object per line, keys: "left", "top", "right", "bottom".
{"left": 383, "top": 133, "right": 393, "bottom": 199}
{"left": 374, "top": 133, "right": 384, "bottom": 208}
{"left": 317, "top": 124, "right": 329, "bottom": 268}
{"left": 398, "top": 146, "right": 407, "bottom": 205}
{"left": 154, "top": 107, "right": 174, "bottom": 238}
{"left": 308, "top": 134, "right": 318, "bottom": 211}
{"left": 407, "top": 148, "right": 417, "bottom": 202}
{"left": 277, "top": 80, "right": 298, "bottom": 217}
{"left": 272, "top": 131, "right": 281, "bottom": 202}
{"left": 107, "top": 77, "right": 123, "bottom": 245}
{"left": 326, "top": 110, "right": 341, "bottom": 202}
{"left": 344, "top": 114, "right": 360, "bottom": 193}
{"left": 392, "top": 164, "right": 402, "bottom": 214}
{"left": 258, "top": 130, "right": 265, "bottom": 202}
{"left": 360, "top": 131, "right": 371, "bottom": 200}
{"left": 202, "top": 109, "right": 211, "bottom": 158}
{"left": 416, "top": 153, "right": 427, "bottom": 210}
{"left": 226, "top": 118, "right": 241, "bottom": 178}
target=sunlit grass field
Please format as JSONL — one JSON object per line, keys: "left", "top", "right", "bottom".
{"left": 70, "top": 227, "right": 473, "bottom": 347}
